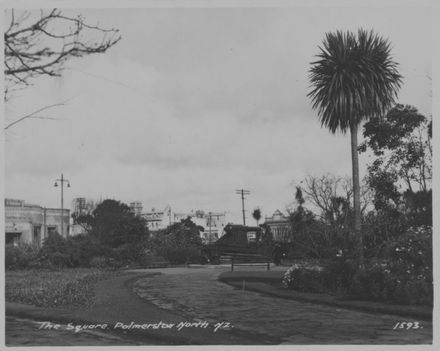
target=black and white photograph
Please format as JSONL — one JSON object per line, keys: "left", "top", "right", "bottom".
{"left": 2, "top": 0, "right": 436, "bottom": 347}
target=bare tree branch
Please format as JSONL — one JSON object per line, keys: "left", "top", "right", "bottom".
{"left": 4, "top": 8, "right": 121, "bottom": 100}
{"left": 4, "top": 99, "right": 72, "bottom": 130}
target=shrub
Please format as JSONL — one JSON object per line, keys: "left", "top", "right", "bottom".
{"left": 383, "top": 225, "right": 432, "bottom": 268}
{"left": 321, "top": 258, "right": 358, "bottom": 292}
{"left": 67, "top": 234, "right": 105, "bottom": 267}
{"left": 89, "top": 256, "right": 108, "bottom": 268}
{"left": 282, "top": 264, "right": 325, "bottom": 293}
{"left": 348, "top": 259, "right": 432, "bottom": 305}
{"left": 45, "top": 252, "right": 72, "bottom": 268}
{"left": 149, "top": 218, "right": 203, "bottom": 264}
{"left": 5, "top": 244, "right": 39, "bottom": 270}
{"left": 160, "top": 246, "right": 201, "bottom": 265}
{"left": 282, "top": 251, "right": 432, "bottom": 305}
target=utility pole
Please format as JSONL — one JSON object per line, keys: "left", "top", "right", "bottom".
{"left": 208, "top": 212, "right": 212, "bottom": 240}
{"left": 54, "top": 173, "right": 70, "bottom": 237}
{"left": 235, "top": 189, "right": 250, "bottom": 226}
{"left": 43, "top": 207, "right": 47, "bottom": 240}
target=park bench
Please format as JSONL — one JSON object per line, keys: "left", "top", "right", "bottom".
{"left": 219, "top": 253, "right": 272, "bottom": 272}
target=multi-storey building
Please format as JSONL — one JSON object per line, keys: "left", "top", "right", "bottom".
{"left": 142, "top": 205, "right": 227, "bottom": 243}
{"left": 142, "top": 205, "right": 172, "bottom": 232}
{"left": 129, "top": 201, "right": 143, "bottom": 217}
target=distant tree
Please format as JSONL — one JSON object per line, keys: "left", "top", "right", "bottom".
{"left": 300, "top": 173, "right": 371, "bottom": 222}
{"left": 150, "top": 217, "right": 203, "bottom": 264}
{"left": 78, "top": 199, "right": 149, "bottom": 248}
{"left": 252, "top": 208, "right": 262, "bottom": 225}
{"left": 308, "top": 29, "right": 402, "bottom": 266}
{"left": 289, "top": 186, "right": 316, "bottom": 234}
{"left": 71, "top": 199, "right": 100, "bottom": 233}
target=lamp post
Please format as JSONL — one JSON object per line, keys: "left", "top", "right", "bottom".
{"left": 54, "top": 173, "right": 70, "bottom": 237}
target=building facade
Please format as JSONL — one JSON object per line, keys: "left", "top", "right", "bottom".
{"left": 173, "top": 210, "right": 227, "bottom": 243}
{"left": 129, "top": 201, "right": 143, "bottom": 217}
{"left": 141, "top": 205, "right": 227, "bottom": 243}
{"left": 263, "top": 209, "right": 292, "bottom": 242}
{"left": 142, "top": 205, "right": 172, "bottom": 232}
{"left": 5, "top": 198, "right": 70, "bottom": 246}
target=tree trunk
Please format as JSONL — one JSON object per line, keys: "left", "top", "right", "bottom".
{"left": 350, "top": 123, "right": 364, "bottom": 268}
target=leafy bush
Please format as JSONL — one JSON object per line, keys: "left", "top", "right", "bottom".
{"left": 282, "top": 263, "right": 325, "bottom": 293}
{"left": 67, "top": 234, "right": 105, "bottom": 267}
{"left": 36, "top": 232, "right": 150, "bottom": 268}
{"left": 282, "top": 227, "right": 432, "bottom": 305}
{"left": 5, "top": 244, "right": 39, "bottom": 270}
{"left": 383, "top": 225, "right": 432, "bottom": 268}
{"left": 45, "top": 252, "right": 72, "bottom": 268}
{"left": 89, "top": 256, "right": 108, "bottom": 268}
{"left": 348, "top": 259, "right": 432, "bottom": 304}
{"left": 109, "top": 242, "right": 150, "bottom": 265}
{"left": 150, "top": 218, "right": 203, "bottom": 264}
{"left": 321, "top": 258, "right": 358, "bottom": 292}
{"left": 159, "top": 246, "right": 201, "bottom": 265}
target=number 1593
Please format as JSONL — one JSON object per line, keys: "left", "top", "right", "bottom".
{"left": 393, "top": 322, "right": 422, "bottom": 330}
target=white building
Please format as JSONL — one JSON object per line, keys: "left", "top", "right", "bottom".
{"left": 173, "top": 210, "right": 227, "bottom": 243}
{"left": 141, "top": 205, "right": 227, "bottom": 243}
{"left": 263, "top": 209, "right": 292, "bottom": 242}
{"left": 142, "top": 205, "right": 172, "bottom": 232}
{"left": 5, "top": 198, "right": 70, "bottom": 246}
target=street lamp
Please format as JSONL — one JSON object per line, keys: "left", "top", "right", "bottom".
{"left": 54, "top": 173, "right": 70, "bottom": 237}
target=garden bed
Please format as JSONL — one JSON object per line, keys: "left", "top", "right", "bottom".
{"left": 5, "top": 268, "right": 119, "bottom": 308}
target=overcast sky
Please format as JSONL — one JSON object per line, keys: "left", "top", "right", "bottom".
{"left": 4, "top": 4, "right": 432, "bottom": 223}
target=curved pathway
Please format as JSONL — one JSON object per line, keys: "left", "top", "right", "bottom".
{"left": 132, "top": 267, "right": 432, "bottom": 344}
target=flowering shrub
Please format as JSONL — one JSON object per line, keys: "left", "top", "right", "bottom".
{"left": 349, "top": 258, "right": 432, "bottom": 304}
{"left": 282, "top": 263, "right": 325, "bottom": 293}
{"left": 282, "top": 264, "right": 302, "bottom": 288}
{"left": 384, "top": 225, "right": 432, "bottom": 268}
{"left": 282, "top": 227, "right": 432, "bottom": 305}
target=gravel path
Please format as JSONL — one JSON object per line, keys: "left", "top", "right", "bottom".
{"left": 132, "top": 267, "right": 432, "bottom": 344}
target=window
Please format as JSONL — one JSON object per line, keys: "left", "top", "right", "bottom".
{"left": 247, "top": 231, "right": 257, "bottom": 243}
{"left": 33, "top": 226, "right": 41, "bottom": 243}
{"left": 6, "top": 233, "right": 21, "bottom": 246}
{"left": 47, "top": 226, "right": 57, "bottom": 236}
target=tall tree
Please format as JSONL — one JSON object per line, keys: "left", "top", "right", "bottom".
{"left": 81, "top": 199, "right": 149, "bottom": 248}
{"left": 360, "top": 104, "right": 432, "bottom": 193}
{"left": 308, "top": 29, "right": 402, "bottom": 266}
{"left": 359, "top": 104, "right": 432, "bottom": 226}
{"left": 252, "top": 208, "right": 262, "bottom": 225}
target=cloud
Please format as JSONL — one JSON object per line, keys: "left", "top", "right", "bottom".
{"left": 4, "top": 6, "right": 431, "bottom": 215}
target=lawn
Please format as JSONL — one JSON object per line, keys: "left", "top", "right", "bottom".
{"left": 5, "top": 268, "right": 119, "bottom": 308}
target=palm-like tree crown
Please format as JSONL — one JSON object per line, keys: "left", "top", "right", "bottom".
{"left": 308, "top": 29, "right": 402, "bottom": 133}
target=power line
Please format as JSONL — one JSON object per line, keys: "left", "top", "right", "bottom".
{"left": 235, "top": 189, "right": 250, "bottom": 226}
